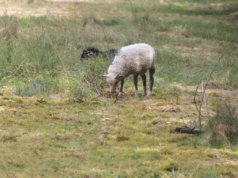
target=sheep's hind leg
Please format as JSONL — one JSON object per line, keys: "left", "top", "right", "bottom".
{"left": 134, "top": 75, "right": 138, "bottom": 96}
{"left": 118, "top": 79, "right": 124, "bottom": 97}
{"left": 148, "top": 67, "right": 155, "bottom": 96}
{"left": 141, "top": 74, "right": 147, "bottom": 96}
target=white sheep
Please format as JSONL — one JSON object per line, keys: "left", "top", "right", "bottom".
{"left": 104, "top": 43, "right": 155, "bottom": 96}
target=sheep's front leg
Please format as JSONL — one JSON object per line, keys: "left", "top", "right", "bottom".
{"left": 148, "top": 67, "right": 155, "bottom": 96}
{"left": 134, "top": 75, "right": 138, "bottom": 96}
{"left": 141, "top": 74, "right": 147, "bottom": 96}
{"left": 118, "top": 79, "right": 124, "bottom": 97}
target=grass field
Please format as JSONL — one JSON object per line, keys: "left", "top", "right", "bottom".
{"left": 0, "top": 0, "right": 238, "bottom": 177}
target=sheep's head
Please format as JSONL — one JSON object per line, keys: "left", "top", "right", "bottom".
{"left": 104, "top": 73, "right": 123, "bottom": 93}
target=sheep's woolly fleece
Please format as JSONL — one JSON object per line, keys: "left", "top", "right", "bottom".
{"left": 107, "top": 43, "right": 155, "bottom": 80}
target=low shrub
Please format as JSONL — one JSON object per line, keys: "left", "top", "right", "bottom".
{"left": 207, "top": 100, "right": 238, "bottom": 146}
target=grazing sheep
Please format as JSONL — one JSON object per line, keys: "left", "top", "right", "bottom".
{"left": 80, "top": 47, "right": 117, "bottom": 60}
{"left": 104, "top": 43, "right": 155, "bottom": 96}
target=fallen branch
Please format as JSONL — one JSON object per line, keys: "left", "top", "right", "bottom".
{"left": 174, "top": 126, "right": 202, "bottom": 135}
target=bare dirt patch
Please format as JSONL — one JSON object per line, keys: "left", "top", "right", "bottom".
{"left": 0, "top": 0, "right": 118, "bottom": 17}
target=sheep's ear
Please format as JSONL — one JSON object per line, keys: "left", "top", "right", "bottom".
{"left": 115, "top": 75, "right": 123, "bottom": 80}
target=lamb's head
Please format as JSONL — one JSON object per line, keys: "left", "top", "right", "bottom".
{"left": 105, "top": 73, "right": 123, "bottom": 93}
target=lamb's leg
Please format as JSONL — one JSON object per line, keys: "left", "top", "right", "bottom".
{"left": 134, "top": 75, "right": 138, "bottom": 96}
{"left": 141, "top": 74, "right": 147, "bottom": 96}
{"left": 119, "top": 79, "right": 124, "bottom": 97}
{"left": 149, "top": 67, "right": 155, "bottom": 96}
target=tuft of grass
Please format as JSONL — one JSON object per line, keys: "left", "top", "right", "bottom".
{"left": 1, "top": 134, "right": 18, "bottom": 142}
{"left": 201, "top": 168, "right": 218, "bottom": 178}
{"left": 162, "top": 161, "right": 179, "bottom": 172}
{"left": 207, "top": 100, "right": 238, "bottom": 146}
{"left": 0, "top": 15, "right": 18, "bottom": 41}
{"left": 218, "top": 162, "right": 238, "bottom": 177}
{"left": 116, "top": 135, "right": 130, "bottom": 142}
{"left": 93, "top": 17, "right": 121, "bottom": 26}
